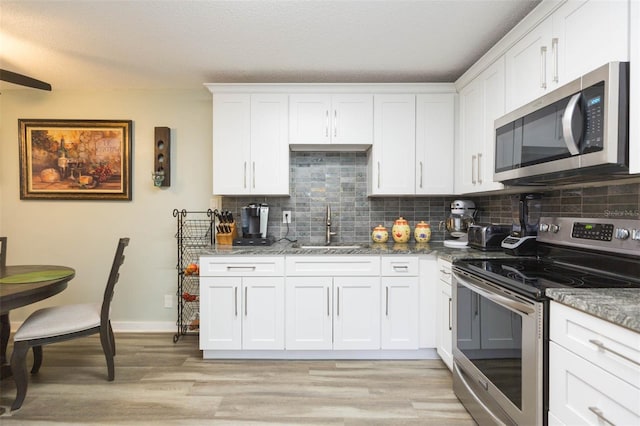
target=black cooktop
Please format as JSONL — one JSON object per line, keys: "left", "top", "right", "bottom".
{"left": 454, "top": 255, "right": 640, "bottom": 301}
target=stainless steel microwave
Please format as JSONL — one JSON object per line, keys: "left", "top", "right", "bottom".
{"left": 494, "top": 62, "right": 629, "bottom": 186}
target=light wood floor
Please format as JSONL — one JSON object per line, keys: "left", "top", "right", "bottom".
{"left": 0, "top": 333, "right": 474, "bottom": 425}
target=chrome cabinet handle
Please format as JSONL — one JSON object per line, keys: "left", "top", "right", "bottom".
{"left": 243, "top": 162, "right": 247, "bottom": 189}
{"left": 327, "top": 287, "right": 330, "bottom": 316}
{"left": 244, "top": 286, "right": 248, "bottom": 316}
{"left": 477, "top": 152, "right": 483, "bottom": 184}
{"left": 588, "top": 406, "right": 616, "bottom": 426}
{"left": 337, "top": 287, "right": 340, "bottom": 316}
{"left": 325, "top": 110, "right": 329, "bottom": 137}
{"left": 377, "top": 162, "right": 381, "bottom": 188}
{"left": 561, "top": 93, "right": 582, "bottom": 156}
{"left": 392, "top": 265, "right": 409, "bottom": 272}
{"left": 589, "top": 339, "right": 640, "bottom": 367}
{"left": 471, "top": 154, "right": 477, "bottom": 184}
{"left": 540, "top": 45, "right": 547, "bottom": 89}
{"left": 227, "top": 266, "right": 256, "bottom": 271}
{"left": 419, "top": 161, "right": 423, "bottom": 188}
{"left": 448, "top": 297, "right": 452, "bottom": 331}
{"left": 551, "top": 38, "right": 559, "bottom": 83}
{"left": 440, "top": 268, "right": 451, "bottom": 275}
{"left": 385, "top": 286, "right": 389, "bottom": 316}
{"left": 252, "top": 162, "right": 256, "bottom": 188}
{"left": 334, "top": 109, "right": 337, "bottom": 138}
{"left": 234, "top": 286, "right": 238, "bottom": 316}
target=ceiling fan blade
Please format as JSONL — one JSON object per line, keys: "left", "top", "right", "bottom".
{"left": 0, "top": 69, "right": 52, "bottom": 91}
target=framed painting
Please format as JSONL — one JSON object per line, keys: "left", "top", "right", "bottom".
{"left": 19, "top": 119, "right": 133, "bottom": 200}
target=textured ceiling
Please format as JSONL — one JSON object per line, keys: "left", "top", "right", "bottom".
{"left": 0, "top": 0, "right": 540, "bottom": 90}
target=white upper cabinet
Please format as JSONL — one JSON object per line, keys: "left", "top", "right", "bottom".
{"left": 212, "top": 93, "right": 289, "bottom": 196}
{"left": 456, "top": 57, "right": 505, "bottom": 194}
{"left": 415, "top": 94, "right": 455, "bottom": 195}
{"left": 368, "top": 94, "right": 416, "bottom": 195}
{"left": 289, "top": 94, "right": 373, "bottom": 148}
{"left": 506, "top": 0, "right": 630, "bottom": 111}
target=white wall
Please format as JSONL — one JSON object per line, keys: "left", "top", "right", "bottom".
{"left": 0, "top": 89, "right": 213, "bottom": 331}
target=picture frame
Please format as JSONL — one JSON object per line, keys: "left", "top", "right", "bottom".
{"left": 19, "top": 119, "right": 133, "bottom": 200}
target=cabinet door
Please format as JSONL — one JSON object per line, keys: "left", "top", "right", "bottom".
{"left": 212, "top": 94, "right": 251, "bottom": 195}
{"left": 200, "top": 277, "right": 242, "bottom": 350}
{"left": 333, "top": 276, "right": 381, "bottom": 350}
{"left": 479, "top": 57, "right": 505, "bottom": 191}
{"left": 436, "top": 279, "right": 453, "bottom": 370}
{"left": 415, "top": 94, "right": 454, "bottom": 194}
{"left": 369, "top": 94, "right": 416, "bottom": 195}
{"left": 331, "top": 94, "right": 373, "bottom": 145}
{"left": 250, "top": 94, "right": 289, "bottom": 195}
{"left": 553, "top": 0, "right": 629, "bottom": 84}
{"left": 505, "top": 17, "right": 553, "bottom": 111}
{"left": 242, "top": 277, "right": 285, "bottom": 350}
{"left": 456, "top": 79, "right": 482, "bottom": 194}
{"left": 285, "top": 277, "right": 333, "bottom": 350}
{"left": 381, "top": 277, "right": 419, "bottom": 349}
{"left": 289, "top": 94, "right": 331, "bottom": 145}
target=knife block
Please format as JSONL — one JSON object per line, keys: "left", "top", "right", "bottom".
{"left": 216, "top": 222, "right": 237, "bottom": 245}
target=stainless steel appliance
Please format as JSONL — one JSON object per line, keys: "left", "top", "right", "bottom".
{"left": 442, "top": 200, "right": 477, "bottom": 248}
{"left": 501, "top": 193, "right": 542, "bottom": 256}
{"left": 468, "top": 224, "right": 511, "bottom": 251}
{"left": 452, "top": 216, "right": 640, "bottom": 425}
{"left": 494, "top": 62, "right": 629, "bottom": 186}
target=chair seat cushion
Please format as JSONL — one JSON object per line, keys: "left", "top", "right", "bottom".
{"left": 14, "top": 303, "right": 101, "bottom": 341}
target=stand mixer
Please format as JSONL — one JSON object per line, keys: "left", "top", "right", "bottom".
{"left": 441, "top": 200, "right": 477, "bottom": 248}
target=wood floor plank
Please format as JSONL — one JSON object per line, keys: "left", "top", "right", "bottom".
{"left": 0, "top": 333, "right": 474, "bottom": 424}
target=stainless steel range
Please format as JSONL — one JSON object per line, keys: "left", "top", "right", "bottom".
{"left": 452, "top": 216, "right": 640, "bottom": 425}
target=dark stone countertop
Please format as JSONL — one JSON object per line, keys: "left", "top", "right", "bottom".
{"left": 200, "top": 240, "right": 515, "bottom": 260}
{"left": 546, "top": 288, "right": 640, "bottom": 333}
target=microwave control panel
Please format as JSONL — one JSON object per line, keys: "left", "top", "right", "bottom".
{"left": 582, "top": 82, "right": 605, "bottom": 151}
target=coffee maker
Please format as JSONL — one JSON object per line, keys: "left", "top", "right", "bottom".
{"left": 236, "top": 203, "right": 271, "bottom": 245}
{"left": 442, "top": 200, "right": 477, "bottom": 248}
{"left": 501, "top": 193, "right": 542, "bottom": 255}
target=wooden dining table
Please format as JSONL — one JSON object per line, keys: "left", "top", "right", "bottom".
{"left": 0, "top": 265, "right": 76, "bottom": 379}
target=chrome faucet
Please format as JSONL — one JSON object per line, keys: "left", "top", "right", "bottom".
{"left": 325, "top": 204, "right": 337, "bottom": 245}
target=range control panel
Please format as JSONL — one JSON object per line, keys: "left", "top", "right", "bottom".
{"left": 537, "top": 216, "right": 640, "bottom": 256}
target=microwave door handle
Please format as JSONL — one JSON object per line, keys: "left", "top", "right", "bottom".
{"left": 562, "top": 93, "right": 582, "bottom": 155}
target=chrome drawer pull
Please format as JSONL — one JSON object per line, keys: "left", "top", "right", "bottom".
{"left": 589, "top": 339, "right": 640, "bottom": 367}
{"left": 392, "top": 265, "right": 409, "bottom": 272}
{"left": 226, "top": 266, "right": 256, "bottom": 271}
{"left": 440, "top": 269, "right": 451, "bottom": 275}
{"left": 588, "top": 406, "right": 616, "bottom": 426}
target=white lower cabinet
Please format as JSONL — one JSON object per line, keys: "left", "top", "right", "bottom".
{"left": 199, "top": 257, "right": 285, "bottom": 351}
{"left": 285, "top": 256, "right": 381, "bottom": 350}
{"left": 285, "top": 276, "right": 380, "bottom": 350}
{"left": 549, "top": 301, "right": 640, "bottom": 425}
{"left": 436, "top": 258, "right": 453, "bottom": 370}
{"left": 381, "top": 256, "right": 419, "bottom": 350}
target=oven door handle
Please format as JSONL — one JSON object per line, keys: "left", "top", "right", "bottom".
{"left": 455, "top": 272, "right": 535, "bottom": 315}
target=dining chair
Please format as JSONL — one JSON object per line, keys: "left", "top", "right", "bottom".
{"left": 9, "top": 237, "right": 130, "bottom": 411}
{"left": 0, "top": 236, "right": 7, "bottom": 268}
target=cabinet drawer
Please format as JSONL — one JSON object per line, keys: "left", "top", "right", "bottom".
{"left": 285, "top": 256, "right": 380, "bottom": 276}
{"left": 381, "top": 256, "right": 419, "bottom": 276}
{"left": 550, "top": 302, "right": 640, "bottom": 387}
{"left": 437, "top": 258, "right": 453, "bottom": 284}
{"left": 200, "top": 256, "right": 284, "bottom": 276}
{"left": 549, "top": 342, "right": 640, "bottom": 425}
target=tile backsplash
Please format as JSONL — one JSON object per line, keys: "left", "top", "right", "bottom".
{"left": 221, "top": 152, "right": 640, "bottom": 244}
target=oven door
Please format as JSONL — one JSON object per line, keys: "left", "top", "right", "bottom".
{"left": 452, "top": 268, "right": 546, "bottom": 426}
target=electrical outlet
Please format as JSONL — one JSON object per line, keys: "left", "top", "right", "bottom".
{"left": 282, "top": 211, "right": 292, "bottom": 223}
{"left": 164, "top": 294, "right": 173, "bottom": 309}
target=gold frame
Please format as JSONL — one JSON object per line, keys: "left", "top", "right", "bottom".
{"left": 19, "top": 119, "right": 133, "bottom": 200}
